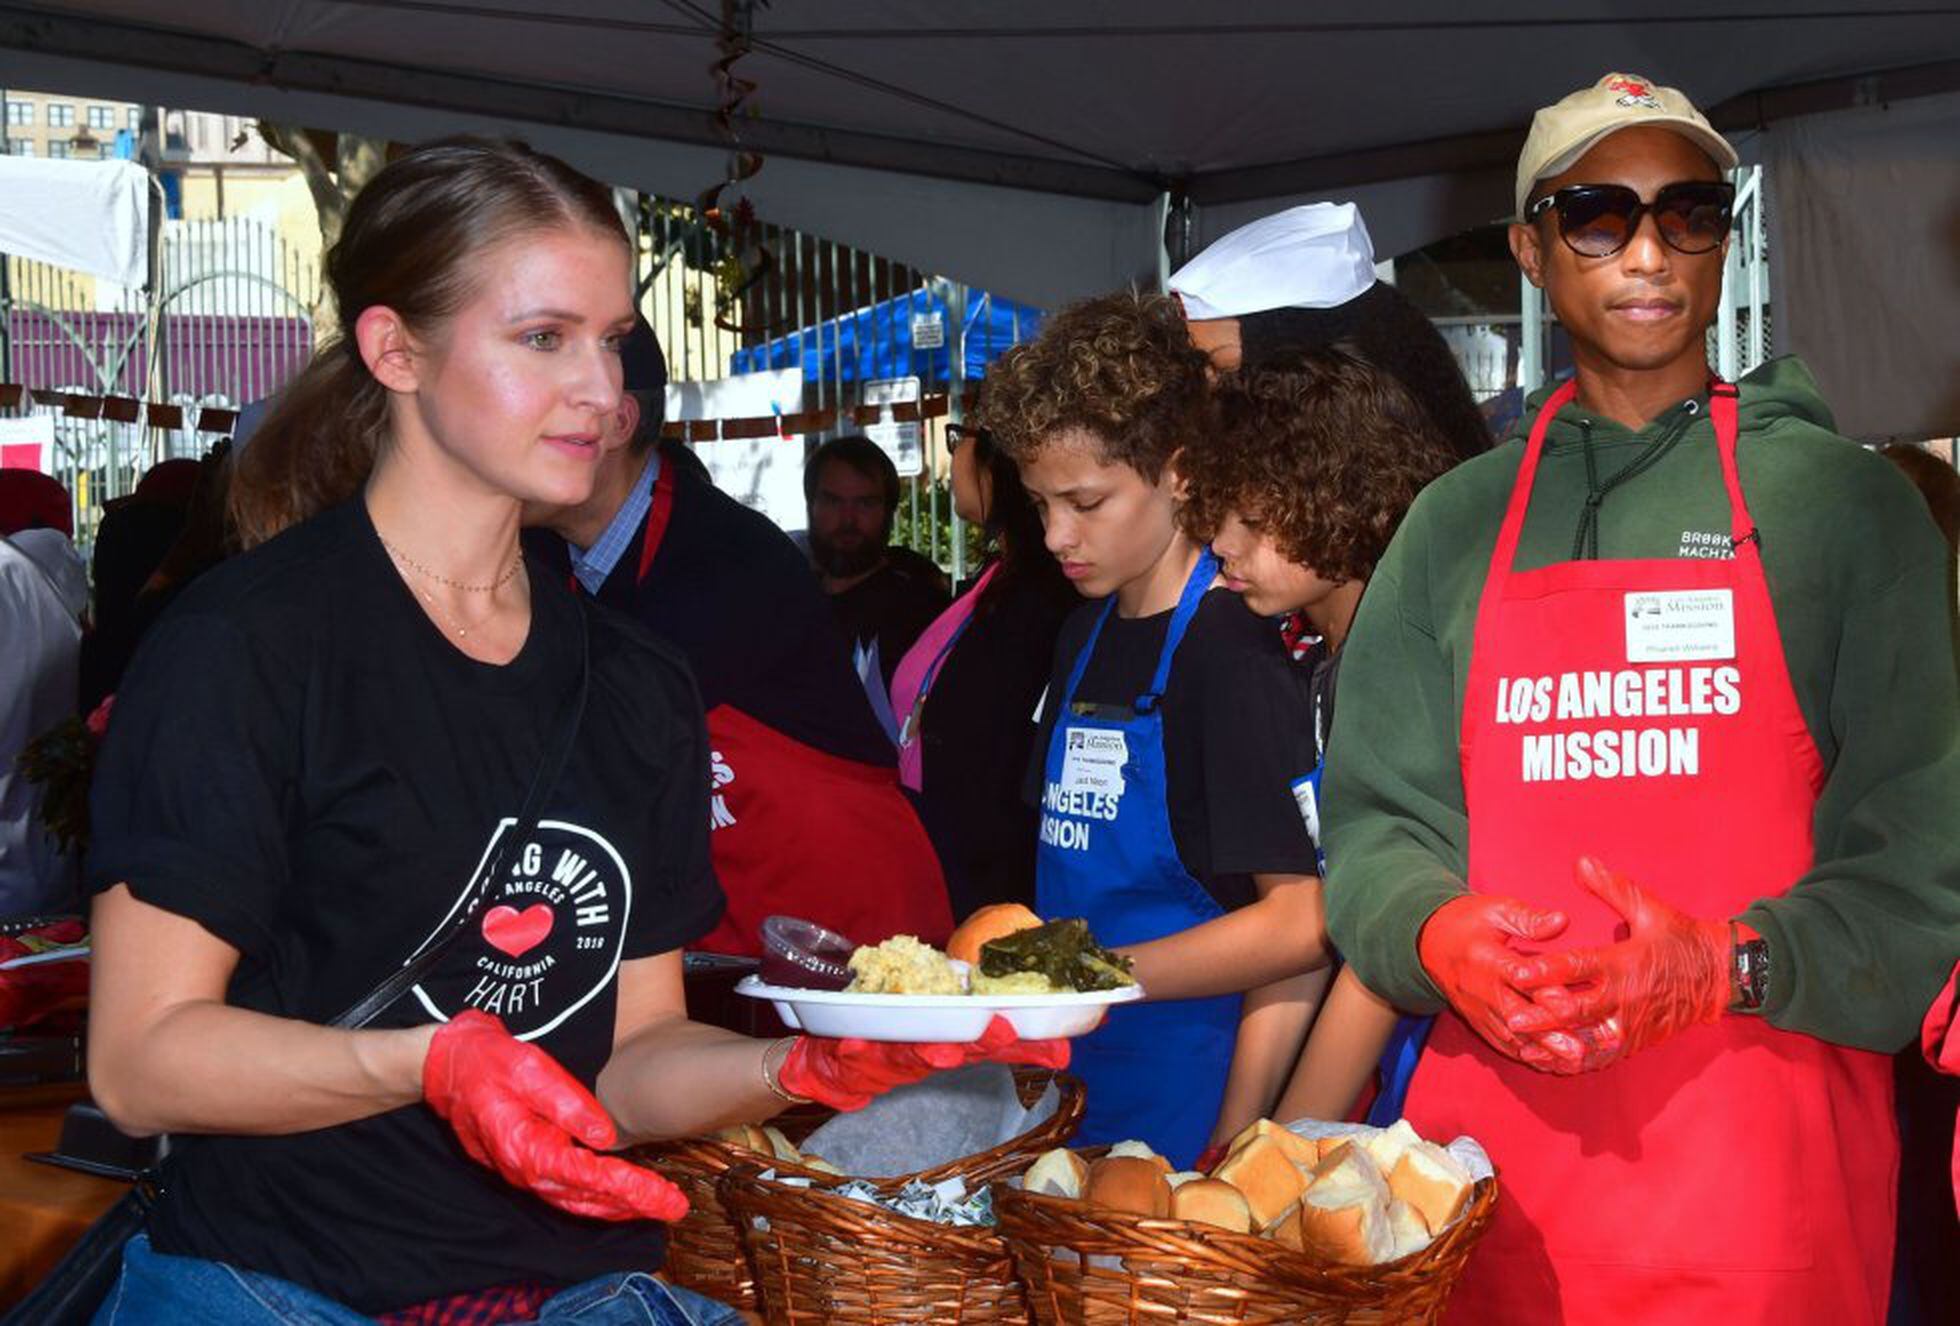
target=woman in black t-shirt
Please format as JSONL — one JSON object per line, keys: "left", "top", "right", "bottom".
{"left": 891, "top": 421, "right": 1077, "bottom": 918}
{"left": 82, "top": 139, "right": 1063, "bottom": 1324}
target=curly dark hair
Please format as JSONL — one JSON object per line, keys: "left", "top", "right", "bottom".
{"left": 974, "top": 290, "right": 1209, "bottom": 482}
{"left": 1237, "top": 282, "right": 1491, "bottom": 461}
{"left": 1182, "top": 345, "right": 1459, "bottom": 584}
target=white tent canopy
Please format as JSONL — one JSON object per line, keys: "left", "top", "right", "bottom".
{"left": 1, "top": 2, "right": 1956, "bottom": 433}
{"left": 0, "top": 155, "right": 148, "bottom": 286}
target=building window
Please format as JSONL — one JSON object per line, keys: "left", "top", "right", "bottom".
{"left": 97, "top": 142, "right": 114, "bottom": 159}
{"left": 47, "top": 140, "right": 70, "bottom": 159}
{"left": 9, "top": 140, "right": 33, "bottom": 157}
{"left": 4, "top": 101, "right": 31, "bottom": 127}
{"left": 127, "top": 107, "right": 140, "bottom": 130}
{"left": 47, "top": 103, "right": 74, "bottom": 128}
{"left": 87, "top": 105, "right": 115, "bottom": 130}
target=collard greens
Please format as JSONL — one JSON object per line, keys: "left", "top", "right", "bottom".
{"left": 976, "top": 918, "right": 1135, "bottom": 992}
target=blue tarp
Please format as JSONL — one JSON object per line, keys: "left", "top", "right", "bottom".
{"left": 728, "top": 287, "right": 1043, "bottom": 386}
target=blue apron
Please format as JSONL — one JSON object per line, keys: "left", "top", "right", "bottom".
{"left": 1035, "top": 550, "right": 1240, "bottom": 1169}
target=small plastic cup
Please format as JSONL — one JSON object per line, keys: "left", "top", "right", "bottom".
{"left": 758, "top": 915, "right": 857, "bottom": 991}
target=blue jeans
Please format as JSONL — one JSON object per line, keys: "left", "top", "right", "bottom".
{"left": 93, "top": 1234, "right": 749, "bottom": 1325}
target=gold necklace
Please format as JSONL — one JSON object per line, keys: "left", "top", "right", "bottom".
{"left": 380, "top": 540, "right": 524, "bottom": 639}
{"left": 378, "top": 535, "right": 523, "bottom": 593}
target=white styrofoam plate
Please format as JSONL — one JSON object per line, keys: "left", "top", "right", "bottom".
{"left": 734, "top": 974, "right": 1143, "bottom": 1042}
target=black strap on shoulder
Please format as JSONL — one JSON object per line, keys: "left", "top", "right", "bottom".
{"left": 331, "top": 609, "right": 591, "bottom": 1030}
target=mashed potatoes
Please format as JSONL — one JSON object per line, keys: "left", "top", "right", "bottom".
{"left": 845, "top": 935, "right": 967, "bottom": 995}
{"left": 969, "top": 969, "right": 1057, "bottom": 995}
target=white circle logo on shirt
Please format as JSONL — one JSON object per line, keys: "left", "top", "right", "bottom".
{"left": 407, "top": 818, "right": 633, "bottom": 1041}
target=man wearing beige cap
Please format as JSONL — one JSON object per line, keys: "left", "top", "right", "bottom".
{"left": 1324, "top": 72, "right": 1959, "bottom": 1321}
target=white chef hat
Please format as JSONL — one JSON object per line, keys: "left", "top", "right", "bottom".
{"left": 1168, "top": 202, "right": 1377, "bottom": 321}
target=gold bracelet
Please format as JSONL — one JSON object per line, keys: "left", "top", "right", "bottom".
{"left": 761, "top": 1036, "right": 811, "bottom": 1105}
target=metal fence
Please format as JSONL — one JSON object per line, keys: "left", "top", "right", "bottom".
{"left": 633, "top": 210, "right": 1041, "bottom": 579}
{"left": 0, "top": 215, "right": 316, "bottom": 548}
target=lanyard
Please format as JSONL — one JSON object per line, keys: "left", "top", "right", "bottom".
{"left": 897, "top": 588, "right": 984, "bottom": 748}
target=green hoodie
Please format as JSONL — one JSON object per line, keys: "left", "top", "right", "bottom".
{"left": 1322, "top": 356, "right": 1959, "bottom": 1052}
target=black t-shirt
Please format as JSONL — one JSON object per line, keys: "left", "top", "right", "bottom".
{"left": 829, "top": 558, "right": 951, "bottom": 690}
{"left": 526, "top": 460, "right": 894, "bottom": 767}
{"left": 88, "top": 500, "right": 723, "bottom": 1313}
{"left": 915, "top": 564, "right": 1077, "bottom": 918}
{"left": 1026, "top": 588, "right": 1321, "bottom": 910}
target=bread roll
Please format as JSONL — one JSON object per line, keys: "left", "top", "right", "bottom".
{"left": 947, "top": 903, "right": 1043, "bottom": 966}
{"left": 1171, "top": 1178, "right": 1253, "bottom": 1233}
{"left": 1024, "top": 1147, "right": 1090, "bottom": 1199}
{"left": 1265, "top": 1204, "right": 1306, "bottom": 1251}
{"left": 760, "top": 1124, "right": 801, "bottom": 1163}
{"left": 1385, "top": 1198, "right": 1433, "bottom": 1261}
{"left": 1222, "top": 1118, "right": 1320, "bottom": 1171}
{"left": 1360, "top": 1119, "right": 1423, "bottom": 1173}
{"left": 1107, "top": 1139, "right": 1174, "bottom": 1175}
{"left": 1086, "top": 1156, "right": 1173, "bottom": 1217}
{"left": 1386, "top": 1141, "right": 1473, "bottom": 1235}
{"left": 1212, "top": 1135, "right": 1311, "bottom": 1228}
{"left": 710, "top": 1123, "right": 773, "bottom": 1154}
{"left": 1166, "top": 1170, "right": 1205, "bottom": 1189}
{"left": 1293, "top": 1142, "right": 1395, "bottom": 1266}
{"left": 802, "top": 1154, "right": 843, "bottom": 1176}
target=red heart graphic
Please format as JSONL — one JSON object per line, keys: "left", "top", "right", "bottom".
{"left": 482, "top": 903, "right": 554, "bottom": 959}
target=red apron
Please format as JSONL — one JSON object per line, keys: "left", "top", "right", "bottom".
{"left": 1403, "top": 382, "right": 1897, "bottom": 1324}
{"left": 594, "top": 464, "right": 953, "bottom": 958}
{"left": 1922, "top": 961, "right": 1960, "bottom": 1217}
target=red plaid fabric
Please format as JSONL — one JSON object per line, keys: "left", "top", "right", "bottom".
{"left": 378, "top": 1281, "right": 553, "bottom": 1326}
{"left": 1278, "top": 611, "right": 1320, "bottom": 662}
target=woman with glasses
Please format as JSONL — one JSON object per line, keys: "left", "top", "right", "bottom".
{"left": 1318, "top": 73, "right": 1959, "bottom": 1323}
{"left": 888, "top": 420, "right": 1077, "bottom": 919}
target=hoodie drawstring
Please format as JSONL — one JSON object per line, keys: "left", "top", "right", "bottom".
{"left": 1570, "top": 401, "right": 1701, "bottom": 561}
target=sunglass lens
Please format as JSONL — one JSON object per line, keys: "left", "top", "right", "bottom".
{"left": 1559, "top": 187, "right": 1638, "bottom": 257}
{"left": 1655, "top": 185, "right": 1733, "bottom": 254}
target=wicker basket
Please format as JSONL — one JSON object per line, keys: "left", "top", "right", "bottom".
{"left": 992, "top": 1166, "right": 1499, "bottom": 1325}
{"left": 635, "top": 1068, "right": 1083, "bottom": 1312}
{"left": 721, "top": 1162, "right": 1031, "bottom": 1324}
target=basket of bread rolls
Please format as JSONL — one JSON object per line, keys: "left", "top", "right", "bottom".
{"left": 634, "top": 905, "right": 1087, "bottom": 1312}
{"left": 992, "top": 1119, "right": 1498, "bottom": 1325}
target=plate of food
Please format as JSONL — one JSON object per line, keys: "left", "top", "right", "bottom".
{"left": 737, "top": 906, "right": 1143, "bottom": 1042}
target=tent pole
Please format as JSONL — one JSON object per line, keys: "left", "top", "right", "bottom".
{"left": 945, "top": 278, "right": 967, "bottom": 585}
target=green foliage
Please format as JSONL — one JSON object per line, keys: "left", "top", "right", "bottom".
{"left": 16, "top": 716, "right": 94, "bottom": 854}
{"left": 893, "top": 476, "right": 988, "bottom": 577}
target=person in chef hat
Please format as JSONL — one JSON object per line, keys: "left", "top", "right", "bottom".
{"left": 1169, "top": 202, "right": 1491, "bottom": 461}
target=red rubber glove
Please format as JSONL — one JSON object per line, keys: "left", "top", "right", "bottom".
{"left": 423, "top": 1010, "right": 687, "bottom": 1222}
{"left": 1417, "top": 893, "right": 1587, "bottom": 1072}
{"left": 778, "top": 1014, "right": 1071, "bottom": 1112}
{"left": 1504, "top": 858, "right": 1731, "bottom": 1068}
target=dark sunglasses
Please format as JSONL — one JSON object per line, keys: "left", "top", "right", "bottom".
{"left": 1527, "top": 180, "right": 1736, "bottom": 258}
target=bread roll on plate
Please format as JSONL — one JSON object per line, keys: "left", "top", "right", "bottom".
{"left": 947, "top": 903, "right": 1043, "bottom": 966}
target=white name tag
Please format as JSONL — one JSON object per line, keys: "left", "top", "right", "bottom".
{"left": 1625, "top": 589, "right": 1735, "bottom": 663}
{"left": 1060, "top": 727, "right": 1128, "bottom": 798}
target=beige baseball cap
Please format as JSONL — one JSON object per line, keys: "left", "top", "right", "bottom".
{"left": 1515, "top": 72, "right": 1737, "bottom": 216}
